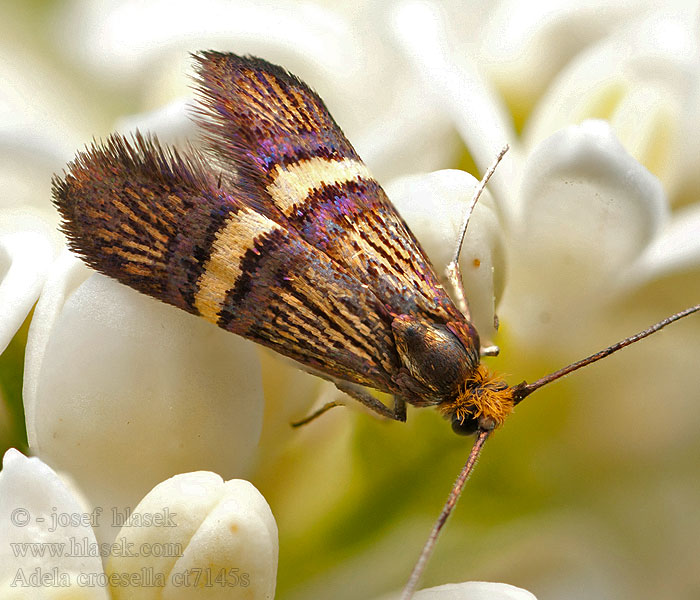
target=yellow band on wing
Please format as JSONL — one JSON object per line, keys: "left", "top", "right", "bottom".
{"left": 267, "top": 157, "right": 373, "bottom": 215}
{"left": 194, "top": 207, "right": 282, "bottom": 322}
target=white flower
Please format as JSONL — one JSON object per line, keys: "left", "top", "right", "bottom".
{"left": 23, "top": 252, "right": 265, "bottom": 535}
{"left": 389, "top": 4, "right": 700, "bottom": 598}
{"left": 411, "top": 582, "right": 536, "bottom": 600}
{"left": 516, "top": 9, "right": 700, "bottom": 200}
{"left": 500, "top": 119, "right": 671, "bottom": 344}
{"left": 0, "top": 448, "right": 107, "bottom": 599}
{"left": 0, "top": 449, "right": 278, "bottom": 599}
{"left": 444, "top": 0, "right": 673, "bottom": 116}
{"left": 106, "top": 470, "right": 278, "bottom": 599}
{"left": 51, "top": 0, "right": 461, "bottom": 182}
{"left": 0, "top": 211, "right": 58, "bottom": 356}
{"left": 0, "top": 33, "right": 91, "bottom": 221}
{"left": 393, "top": 0, "right": 700, "bottom": 345}
{"left": 5, "top": 2, "right": 699, "bottom": 599}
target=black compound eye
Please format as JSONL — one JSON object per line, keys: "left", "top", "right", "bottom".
{"left": 451, "top": 413, "right": 479, "bottom": 436}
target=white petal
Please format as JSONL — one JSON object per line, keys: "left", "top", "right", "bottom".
{"left": 670, "top": 49, "right": 700, "bottom": 206}
{"left": 356, "top": 100, "right": 458, "bottom": 183}
{"left": 0, "top": 131, "right": 74, "bottom": 222}
{"left": 475, "top": 0, "right": 652, "bottom": 113}
{"left": 414, "top": 582, "right": 536, "bottom": 600}
{"left": 0, "top": 41, "right": 88, "bottom": 158}
{"left": 524, "top": 11, "right": 700, "bottom": 201}
{"left": 106, "top": 472, "right": 277, "bottom": 600}
{"left": 378, "top": 581, "right": 536, "bottom": 600}
{"left": 386, "top": 169, "right": 505, "bottom": 339}
{"left": 517, "top": 120, "right": 666, "bottom": 262}
{"left": 0, "top": 449, "right": 108, "bottom": 599}
{"left": 0, "top": 41, "right": 92, "bottom": 223}
{"left": 115, "top": 98, "right": 197, "bottom": 147}
{"left": 626, "top": 203, "right": 700, "bottom": 285}
{"left": 392, "top": 0, "right": 521, "bottom": 211}
{"left": 23, "top": 251, "right": 93, "bottom": 445}
{"left": 25, "top": 261, "right": 264, "bottom": 533}
{"left": 501, "top": 120, "right": 667, "bottom": 343}
{"left": 56, "top": 0, "right": 360, "bottom": 83}
{"left": 0, "top": 211, "right": 57, "bottom": 354}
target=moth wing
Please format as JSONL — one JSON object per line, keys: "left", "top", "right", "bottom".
{"left": 194, "top": 52, "right": 465, "bottom": 326}
{"left": 52, "top": 134, "right": 401, "bottom": 391}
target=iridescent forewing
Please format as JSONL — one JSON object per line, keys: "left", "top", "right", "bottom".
{"left": 52, "top": 134, "right": 401, "bottom": 392}
{"left": 193, "top": 52, "right": 465, "bottom": 326}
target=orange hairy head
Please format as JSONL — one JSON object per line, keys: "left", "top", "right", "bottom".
{"left": 439, "top": 365, "right": 514, "bottom": 435}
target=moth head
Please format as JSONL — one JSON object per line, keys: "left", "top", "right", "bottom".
{"left": 391, "top": 315, "right": 480, "bottom": 396}
{"left": 440, "top": 365, "right": 514, "bottom": 436}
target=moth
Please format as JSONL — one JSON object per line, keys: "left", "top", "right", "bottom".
{"left": 52, "top": 52, "right": 700, "bottom": 598}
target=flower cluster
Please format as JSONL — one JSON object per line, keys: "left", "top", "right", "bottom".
{"left": 2, "top": 1, "right": 699, "bottom": 598}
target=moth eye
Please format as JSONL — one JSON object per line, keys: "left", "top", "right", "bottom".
{"left": 451, "top": 413, "right": 479, "bottom": 436}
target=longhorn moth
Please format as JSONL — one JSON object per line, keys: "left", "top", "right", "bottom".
{"left": 52, "top": 52, "right": 700, "bottom": 598}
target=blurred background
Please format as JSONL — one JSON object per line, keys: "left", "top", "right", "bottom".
{"left": 2, "top": 1, "right": 700, "bottom": 599}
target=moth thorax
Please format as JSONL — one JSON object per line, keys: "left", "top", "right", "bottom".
{"left": 440, "top": 365, "right": 514, "bottom": 436}
{"left": 391, "top": 314, "right": 480, "bottom": 396}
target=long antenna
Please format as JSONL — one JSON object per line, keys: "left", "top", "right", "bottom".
{"left": 401, "top": 429, "right": 490, "bottom": 600}
{"left": 401, "top": 302, "right": 700, "bottom": 598}
{"left": 514, "top": 303, "right": 700, "bottom": 404}
{"left": 446, "top": 145, "right": 509, "bottom": 318}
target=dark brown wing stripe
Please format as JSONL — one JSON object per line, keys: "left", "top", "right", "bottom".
{"left": 214, "top": 225, "right": 400, "bottom": 387}
{"left": 52, "top": 134, "right": 236, "bottom": 315}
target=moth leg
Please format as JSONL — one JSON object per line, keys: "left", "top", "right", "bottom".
{"left": 335, "top": 381, "right": 407, "bottom": 422}
{"left": 480, "top": 313, "right": 500, "bottom": 356}
{"left": 480, "top": 345, "right": 500, "bottom": 357}
{"left": 394, "top": 368, "right": 429, "bottom": 397}
{"left": 291, "top": 400, "right": 344, "bottom": 428}
{"left": 392, "top": 395, "right": 407, "bottom": 422}
{"left": 392, "top": 368, "right": 438, "bottom": 408}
